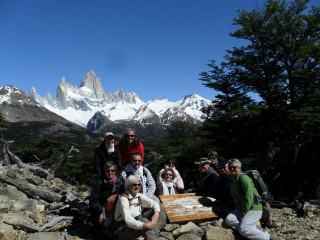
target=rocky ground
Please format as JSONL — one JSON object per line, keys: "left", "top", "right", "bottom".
{"left": 0, "top": 164, "right": 319, "bottom": 240}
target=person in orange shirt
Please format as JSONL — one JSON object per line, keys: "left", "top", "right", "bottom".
{"left": 115, "top": 129, "right": 144, "bottom": 166}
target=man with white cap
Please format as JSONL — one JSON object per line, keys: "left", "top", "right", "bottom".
{"left": 186, "top": 157, "right": 219, "bottom": 196}
{"left": 94, "top": 132, "right": 124, "bottom": 179}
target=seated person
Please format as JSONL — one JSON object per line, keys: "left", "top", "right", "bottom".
{"left": 225, "top": 158, "right": 270, "bottom": 240}
{"left": 114, "top": 175, "right": 160, "bottom": 240}
{"left": 208, "top": 151, "right": 219, "bottom": 170}
{"left": 156, "top": 159, "right": 184, "bottom": 191}
{"left": 211, "top": 158, "right": 234, "bottom": 217}
{"left": 89, "top": 161, "right": 125, "bottom": 238}
{"left": 156, "top": 168, "right": 181, "bottom": 196}
{"left": 121, "top": 152, "right": 156, "bottom": 199}
{"left": 186, "top": 157, "right": 219, "bottom": 196}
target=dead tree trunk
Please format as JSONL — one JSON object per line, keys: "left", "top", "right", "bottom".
{"left": 48, "top": 142, "right": 79, "bottom": 176}
{"left": 0, "top": 174, "right": 62, "bottom": 202}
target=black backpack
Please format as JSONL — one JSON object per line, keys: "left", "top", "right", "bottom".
{"left": 239, "top": 170, "right": 272, "bottom": 203}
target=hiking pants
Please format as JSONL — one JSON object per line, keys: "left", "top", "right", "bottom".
{"left": 225, "top": 209, "right": 270, "bottom": 240}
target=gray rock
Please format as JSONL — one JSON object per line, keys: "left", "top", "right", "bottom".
{"left": 13, "top": 200, "right": 39, "bottom": 213}
{"left": 176, "top": 233, "right": 201, "bottom": 240}
{"left": 1, "top": 185, "right": 28, "bottom": 201}
{"left": 0, "top": 203, "right": 10, "bottom": 214}
{"left": 164, "top": 224, "right": 180, "bottom": 232}
{"left": 172, "top": 221, "right": 204, "bottom": 238}
{"left": 26, "top": 232, "right": 65, "bottom": 240}
{"left": 159, "top": 231, "right": 175, "bottom": 240}
{"left": 206, "top": 226, "right": 235, "bottom": 240}
{"left": 2, "top": 212, "right": 34, "bottom": 225}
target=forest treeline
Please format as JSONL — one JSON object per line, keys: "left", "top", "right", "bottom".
{"left": 1, "top": 0, "right": 319, "bottom": 199}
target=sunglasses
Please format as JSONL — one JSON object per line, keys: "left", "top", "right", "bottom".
{"left": 228, "top": 166, "right": 238, "bottom": 170}
{"left": 132, "top": 159, "right": 142, "bottom": 163}
{"left": 132, "top": 184, "right": 141, "bottom": 187}
{"left": 164, "top": 174, "right": 172, "bottom": 176}
{"left": 106, "top": 169, "right": 115, "bottom": 172}
{"left": 218, "top": 165, "right": 227, "bottom": 170}
{"left": 127, "top": 135, "right": 135, "bottom": 137}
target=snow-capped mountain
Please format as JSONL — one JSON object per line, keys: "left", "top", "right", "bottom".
{"left": 27, "top": 71, "right": 212, "bottom": 134}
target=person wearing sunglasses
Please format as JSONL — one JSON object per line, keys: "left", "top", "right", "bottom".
{"left": 208, "top": 151, "right": 220, "bottom": 170}
{"left": 89, "top": 161, "right": 125, "bottom": 239}
{"left": 156, "top": 168, "right": 179, "bottom": 196}
{"left": 116, "top": 129, "right": 144, "bottom": 166}
{"left": 121, "top": 152, "right": 156, "bottom": 199}
{"left": 156, "top": 159, "right": 184, "bottom": 192}
{"left": 225, "top": 158, "right": 271, "bottom": 240}
{"left": 114, "top": 175, "right": 160, "bottom": 240}
{"left": 94, "top": 132, "right": 123, "bottom": 179}
{"left": 185, "top": 157, "right": 219, "bottom": 196}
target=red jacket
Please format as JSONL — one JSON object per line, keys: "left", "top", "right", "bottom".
{"left": 115, "top": 141, "right": 144, "bottom": 166}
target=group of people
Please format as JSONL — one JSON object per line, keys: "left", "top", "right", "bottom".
{"left": 89, "top": 129, "right": 278, "bottom": 240}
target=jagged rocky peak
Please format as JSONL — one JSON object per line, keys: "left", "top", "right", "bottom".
{"left": 0, "top": 85, "right": 34, "bottom": 104}
{"left": 59, "top": 77, "right": 67, "bottom": 87}
{"left": 80, "top": 71, "right": 105, "bottom": 99}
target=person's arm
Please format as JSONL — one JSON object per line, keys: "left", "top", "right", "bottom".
{"left": 174, "top": 169, "right": 184, "bottom": 189}
{"left": 240, "top": 175, "right": 254, "bottom": 216}
{"left": 142, "top": 211, "right": 159, "bottom": 230}
{"left": 145, "top": 168, "right": 156, "bottom": 198}
{"left": 138, "top": 142, "right": 144, "bottom": 164}
{"left": 89, "top": 180, "right": 103, "bottom": 221}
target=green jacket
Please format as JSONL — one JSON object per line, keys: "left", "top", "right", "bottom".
{"left": 230, "top": 171, "right": 262, "bottom": 216}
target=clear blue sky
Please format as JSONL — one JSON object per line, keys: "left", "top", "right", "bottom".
{"left": 0, "top": 0, "right": 318, "bottom": 102}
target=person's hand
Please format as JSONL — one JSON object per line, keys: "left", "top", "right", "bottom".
{"left": 185, "top": 188, "right": 192, "bottom": 193}
{"left": 265, "top": 202, "right": 270, "bottom": 208}
{"left": 99, "top": 213, "right": 104, "bottom": 225}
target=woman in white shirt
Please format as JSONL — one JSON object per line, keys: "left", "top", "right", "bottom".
{"left": 157, "top": 159, "right": 184, "bottom": 192}
{"left": 114, "top": 175, "right": 160, "bottom": 240}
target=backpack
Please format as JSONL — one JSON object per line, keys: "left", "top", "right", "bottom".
{"left": 239, "top": 170, "right": 272, "bottom": 203}
{"left": 103, "top": 194, "right": 120, "bottom": 230}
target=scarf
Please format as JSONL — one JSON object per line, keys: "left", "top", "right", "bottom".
{"left": 105, "top": 143, "right": 115, "bottom": 154}
{"left": 161, "top": 180, "right": 175, "bottom": 195}
{"left": 105, "top": 175, "right": 117, "bottom": 185}
{"left": 124, "top": 164, "right": 146, "bottom": 195}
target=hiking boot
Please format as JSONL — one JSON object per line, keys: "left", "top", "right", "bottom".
{"left": 269, "top": 232, "right": 279, "bottom": 240}
{"left": 267, "top": 222, "right": 279, "bottom": 229}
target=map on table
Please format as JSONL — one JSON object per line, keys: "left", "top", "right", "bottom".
{"left": 159, "top": 193, "right": 218, "bottom": 224}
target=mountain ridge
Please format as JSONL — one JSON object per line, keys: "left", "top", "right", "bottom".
{"left": 28, "top": 71, "right": 211, "bottom": 129}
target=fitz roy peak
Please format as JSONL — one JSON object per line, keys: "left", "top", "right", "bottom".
{"left": 28, "top": 71, "right": 211, "bottom": 135}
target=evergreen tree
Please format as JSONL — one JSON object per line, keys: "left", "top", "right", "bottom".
{"left": 200, "top": 0, "right": 320, "bottom": 197}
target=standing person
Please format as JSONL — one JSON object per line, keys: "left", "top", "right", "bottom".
{"left": 185, "top": 157, "right": 219, "bottom": 196}
{"left": 94, "top": 132, "right": 123, "bottom": 179}
{"left": 156, "top": 159, "right": 184, "bottom": 191}
{"left": 156, "top": 168, "right": 180, "bottom": 196}
{"left": 89, "top": 161, "right": 125, "bottom": 239}
{"left": 114, "top": 175, "right": 160, "bottom": 240}
{"left": 121, "top": 153, "right": 156, "bottom": 199}
{"left": 225, "top": 158, "right": 271, "bottom": 240}
{"left": 116, "top": 129, "right": 144, "bottom": 166}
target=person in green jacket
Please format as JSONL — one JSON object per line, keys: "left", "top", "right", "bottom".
{"left": 225, "top": 158, "right": 271, "bottom": 240}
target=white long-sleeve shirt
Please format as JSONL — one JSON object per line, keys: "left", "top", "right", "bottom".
{"left": 114, "top": 192, "right": 160, "bottom": 230}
